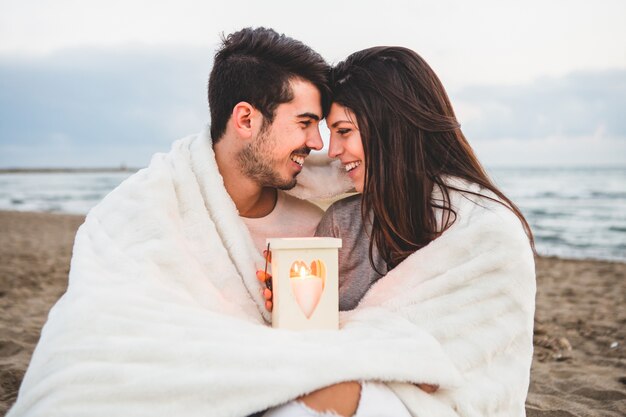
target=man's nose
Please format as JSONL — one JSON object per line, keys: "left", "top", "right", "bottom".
{"left": 306, "top": 128, "right": 324, "bottom": 151}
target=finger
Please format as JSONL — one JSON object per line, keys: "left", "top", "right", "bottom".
{"left": 417, "top": 383, "right": 439, "bottom": 393}
{"left": 263, "top": 250, "right": 272, "bottom": 262}
{"left": 265, "top": 300, "right": 273, "bottom": 312}
{"left": 263, "top": 288, "right": 272, "bottom": 300}
{"left": 256, "top": 270, "right": 269, "bottom": 282}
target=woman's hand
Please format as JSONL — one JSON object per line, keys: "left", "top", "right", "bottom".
{"left": 417, "top": 383, "right": 439, "bottom": 393}
{"left": 298, "top": 381, "right": 361, "bottom": 417}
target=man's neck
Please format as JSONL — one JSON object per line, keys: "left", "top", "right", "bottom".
{"left": 214, "top": 141, "right": 277, "bottom": 218}
{"left": 238, "top": 187, "right": 278, "bottom": 218}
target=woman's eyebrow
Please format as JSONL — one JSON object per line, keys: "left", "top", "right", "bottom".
{"left": 330, "top": 120, "right": 353, "bottom": 128}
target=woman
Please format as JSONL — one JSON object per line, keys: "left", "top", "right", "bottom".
{"left": 319, "top": 46, "right": 533, "bottom": 308}
{"left": 264, "top": 46, "right": 536, "bottom": 417}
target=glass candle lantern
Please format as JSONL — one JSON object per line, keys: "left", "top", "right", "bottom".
{"left": 266, "top": 237, "right": 342, "bottom": 330}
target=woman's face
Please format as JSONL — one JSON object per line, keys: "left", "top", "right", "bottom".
{"left": 326, "top": 103, "right": 366, "bottom": 193}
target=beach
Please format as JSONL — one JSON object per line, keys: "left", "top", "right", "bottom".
{"left": 0, "top": 210, "right": 624, "bottom": 416}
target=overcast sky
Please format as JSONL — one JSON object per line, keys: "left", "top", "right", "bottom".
{"left": 1, "top": 0, "right": 625, "bottom": 167}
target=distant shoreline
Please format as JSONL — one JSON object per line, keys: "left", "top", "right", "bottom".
{"left": 1, "top": 208, "right": 625, "bottom": 265}
{"left": 0, "top": 168, "right": 138, "bottom": 174}
{"left": 1, "top": 166, "right": 624, "bottom": 174}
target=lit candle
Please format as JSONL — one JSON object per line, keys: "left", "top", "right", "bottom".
{"left": 290, "top": 265, "right": 323, "bottom": 318}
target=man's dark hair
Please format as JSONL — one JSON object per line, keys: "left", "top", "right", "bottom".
{"left": 208, "top": 27, "right": 331, "bottom": 143}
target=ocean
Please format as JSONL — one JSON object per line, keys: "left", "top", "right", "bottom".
{"left": 489, "top": 167, "right": 626, "bottom": 262}
{"left": 1, "top": 167, "right": 624, "bottom": 262}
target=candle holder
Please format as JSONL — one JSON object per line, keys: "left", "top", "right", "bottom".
{"left": 266, "top": 237, "right": 342, "bottom": 330}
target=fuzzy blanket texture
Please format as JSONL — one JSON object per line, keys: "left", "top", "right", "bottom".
{"left": 8, "top": 129, "right": 535, "bottom": 417}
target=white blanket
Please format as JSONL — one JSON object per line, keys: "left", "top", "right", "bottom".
{"left": 9, "top": 128, "right": 535, "bottom": 417}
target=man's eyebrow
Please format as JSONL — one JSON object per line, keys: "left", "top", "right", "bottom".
{"left": 330, "top": 119, "right": 354, "bottom": 128}
{"left": 296, "top": 112, "right": 320, "bottom": 121}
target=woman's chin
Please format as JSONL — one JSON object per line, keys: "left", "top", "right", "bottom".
{"left": 347, "top": 170, "right": 364, "bottom": 193}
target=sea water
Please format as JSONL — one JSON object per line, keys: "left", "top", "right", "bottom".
{"left": 490, "top": 167, "right": 626, "bottom": 262}
{"left": 0, "top": 172, "right": 132, "bottom": 215}
{"left": 1, "top": 167, "right": 624, "bottom": 262}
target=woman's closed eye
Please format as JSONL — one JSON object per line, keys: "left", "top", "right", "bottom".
{"left": 337, "top": 128, "right": 351, "bottom": 135}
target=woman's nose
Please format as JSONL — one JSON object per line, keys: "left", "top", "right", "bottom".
{"left": 328, "top": 137, "right": 342, "bottom": 158}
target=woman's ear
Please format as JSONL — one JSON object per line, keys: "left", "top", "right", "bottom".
{"left": 232, "top": 102, "right": 257, "bottom": 139}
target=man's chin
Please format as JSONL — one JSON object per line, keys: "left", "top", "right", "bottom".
{"left": 275, "top": 177, "right": 297, "bottom": 191}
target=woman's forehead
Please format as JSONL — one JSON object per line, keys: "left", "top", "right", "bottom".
{"left": 328, "top": 103, "right": 358, "bottom": 127}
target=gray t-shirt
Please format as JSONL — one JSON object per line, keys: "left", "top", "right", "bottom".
{"left": 315, "top": 194, "right": 387, "bottom": 311}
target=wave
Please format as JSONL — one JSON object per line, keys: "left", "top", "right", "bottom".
{"left": 1, "top": 168, "right": 625, "bottom": 262}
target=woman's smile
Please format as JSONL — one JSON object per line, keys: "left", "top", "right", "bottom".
{"left": 327, "top": 103, "right": 366, "bottom": 193}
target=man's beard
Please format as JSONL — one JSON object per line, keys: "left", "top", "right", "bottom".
{"left": 236, "top": 128, "right": 304, "bottom": 191}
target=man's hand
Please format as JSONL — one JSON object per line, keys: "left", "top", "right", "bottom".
{"left": 257, "top": 248, "right": 273, "bottom": 312}
{"left": 256, "top": 269, "right": 273, "bottom": 311}
{"left": 298, "top": 382, "right": 361, "bottom": 417}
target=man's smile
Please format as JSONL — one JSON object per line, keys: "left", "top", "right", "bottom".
{"left": 290, "top": 154, "right": 305, "bottom": 167}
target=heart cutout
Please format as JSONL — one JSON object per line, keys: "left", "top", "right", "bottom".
{"left": 290, "top": 260, "right": 326, "bottom": 319}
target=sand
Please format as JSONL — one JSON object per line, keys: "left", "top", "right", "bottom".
{"left": 1, "top": 210, "right": 625, "bottom": 416}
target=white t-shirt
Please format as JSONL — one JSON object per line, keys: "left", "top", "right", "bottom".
{"left": 241, "top": 190, "right": 324, "bottom": 255}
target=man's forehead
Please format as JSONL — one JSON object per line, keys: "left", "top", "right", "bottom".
{"left": 286, "top": 79, "right": 323, "bottom": 119}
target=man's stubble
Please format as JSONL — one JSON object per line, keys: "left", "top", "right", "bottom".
{"left": 236, "top": 124, "right": 298, "bottom": 191}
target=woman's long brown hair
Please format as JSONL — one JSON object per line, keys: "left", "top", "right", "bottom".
{"left": 330, "top": 46, "right": 534, "bottom": 271}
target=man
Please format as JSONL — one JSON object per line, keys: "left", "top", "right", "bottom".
{"left": 209, "top": 27, "right": 327, "bottom": 271}
{"left": 208, "top": 28, "right": 369, "bottom": 416}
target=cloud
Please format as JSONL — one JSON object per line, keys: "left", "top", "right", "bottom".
{"left": 472, "top": 136, "right": 626, "bottom": 167}
{"left": 452, "top": 69, "right": 626, "bottom": 141}
{"left": 2, "top": 0, "right": 625, "bottom": 88}
{"left": 0, "top": 46, "right": 211, "bottom": 167}
{"left": 1, "top": 46, "right": 625, "bottom": 168}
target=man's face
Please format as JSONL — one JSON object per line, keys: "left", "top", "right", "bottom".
{"left": 237, "top": 79, "right": 324, "bottom": 190}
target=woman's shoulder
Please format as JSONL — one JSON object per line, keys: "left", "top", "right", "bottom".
{"left": 439, "top": 176, "right": 503, "bottom": 214}
{"left": 441, "top": 177, "right": 530, "bottom": 244}
{"left": 315, "top": 194, "right": 362, "bottom": 237}
{"left": 325, "top": 193, "right": 362, "bottom": 215}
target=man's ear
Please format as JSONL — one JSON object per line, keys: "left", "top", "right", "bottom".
{"left": 232, "top": 102, "right": 260, "bottom": 139}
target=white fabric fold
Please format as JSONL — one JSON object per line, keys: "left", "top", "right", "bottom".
{"left": 357, "top": 181, "right": 536, "bottom": 416}
{"left": 284, "top": 152, "right": 354, "bottom": 201}
{"left": 9, "top": 128, "right": 534, "bottom": 417}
